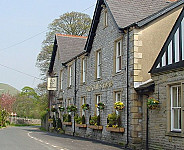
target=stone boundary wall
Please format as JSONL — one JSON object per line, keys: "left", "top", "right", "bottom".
{"left": 9, "top": 117, "right": 41, "bottom": 125}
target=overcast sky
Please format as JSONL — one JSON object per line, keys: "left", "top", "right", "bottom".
{"left": 0, "top": 0, "right": 96, "bottom": 91}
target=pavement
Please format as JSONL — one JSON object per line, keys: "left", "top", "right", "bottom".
{"left": 0, "top": 126, "right": 123, "bottom": 150}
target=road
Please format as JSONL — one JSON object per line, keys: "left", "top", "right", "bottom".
{"left": 0, "top": 126, "right": 123, "bottom": 150}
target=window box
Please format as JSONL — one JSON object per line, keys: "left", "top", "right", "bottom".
{"left": 76, "top": 124, "right": 87, "bottom": 128}
{"left": 106, "top": 127, "right": 125, "bottom": 133}
{"left": 63, "top": 122, "right": 72, "bottom": 126}
{"left": 88, "top": 125, "right": 103, "bottom": 130}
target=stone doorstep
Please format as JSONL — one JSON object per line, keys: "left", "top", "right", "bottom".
{"left": 105, "top": 127, "right": 125, "bottom": 133}
{"left": 76, "top": 124, "right": 87, "bottom": 128}
{"left": 63, "top": 122, "right": 72, "bottom": 126}
{"left": 88, "top": 125, "right": 103, "bottom": 130}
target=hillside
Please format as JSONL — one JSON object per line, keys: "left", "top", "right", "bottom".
{"left": 0, "top": 83, "right": 19, "bottom": 96}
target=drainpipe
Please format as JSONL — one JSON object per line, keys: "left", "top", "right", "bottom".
{"left": 146, "top": 106, "right": 149, "bottom": 150}
{"left": 73, "top": 58, "right": 77, "bottom": 136}
{"left": 125, "top": 27, "right": 130, "bottom": 148}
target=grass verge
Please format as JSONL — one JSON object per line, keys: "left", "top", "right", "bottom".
{"left": 10, "top": 123, "right": 41, "bottom": 127}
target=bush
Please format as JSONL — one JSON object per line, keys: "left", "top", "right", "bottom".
{"left": 63, "top": 114, "right": 71, "bottom": 122}
{"left": 107, "top": 112, "right": 121, "bottom": 127}
{"left": 53, "top": 117, "right": 56, "bottom": 128}
{"left": 82, "top": 115, "right": 85, "bottom": 124}
{"left": 66, "top": 105, "right": 77, "bottom": 112}
{"left": 89, "top": 115, "right": 100, "bottom": 125}
{"left": 74, "top": 115, "right": 82, "bottom": 124}
{"left": 57, "top": 118, "right": 62, "bottom": 129}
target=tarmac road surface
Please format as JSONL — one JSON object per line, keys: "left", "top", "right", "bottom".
{"left": 0, "top": 126, "right": 123, "bottom": 150}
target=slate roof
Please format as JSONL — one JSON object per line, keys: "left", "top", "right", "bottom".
{"left": 85, "top": 0, "right": 183, "bottom": 52}
{"left": 48, "top": 34, "right": 87, "bottom": 73}
{"left": 56, "top": 34, "right": 87, "bottom": 63}
{"left": 105, "top": 0, "right": 183, "bottom": 29}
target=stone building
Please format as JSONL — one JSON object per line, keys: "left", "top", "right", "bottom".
{"left": 136, "top": 8, "right": 184, "bottom": 150}
{"left": 48, "top": 0, "right": 184, "bottom": 149}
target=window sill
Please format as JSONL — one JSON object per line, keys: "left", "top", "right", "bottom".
{"left": 80, "top": 82, "right": 86, "bottom": 86}
{"left": 166, "top": 131, "right": 184, "bottom": 138}
{"left": 103, "top": 25, "right": 108, "bottom": 29}
{"left": 94, "top": 78, "right": 102, "bottom": 82}
{"left": 112, "top": 71, "right": 123, "bottom": 77}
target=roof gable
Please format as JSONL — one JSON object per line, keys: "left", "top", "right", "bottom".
{"left": 105, "top": 0, "right": 174, "bottom": 29}
{"left": 150, "top": 8, "right": 184, "bottom": 74}
{"left": 85, "top": 0, "right": 183, "bottom": 53}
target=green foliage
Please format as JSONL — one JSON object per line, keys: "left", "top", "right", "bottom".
{"left": 53, "top": 116, "right": 56, "bottom": 128}
{"left": 57, "top": 118, "right": 62, "bottom": 129}
{"left": 39, "top": 127, "right": 47, "bottom": 131}
{"left": 107, "top": 112, "right": 121, "bottom": 127}
{"left": 75, "top": 115, "right": 82, "bottom": 124}
{"left": 53, "top": 117, "right": 56, "bottom": 128}
{"left": 66, "top": 105, "right": 77, "bottom": 112}
{"left": 1, "top": 109, "right": 8, "bottom": 127}
{"left": 82, "top": 115, "right": 85, "bottom": 124}
{"left": 63, "top": 114, "right": 71, "bottom": 122}
{"left": 58, "top": 106, "right": 65, "bottom": 112}
{"left": 13, "top": 86, "right": 48, "bottom": 119}
{"left": 51, "top": 108, "right": 57, "bottom": 112}
{"left": 36, "top": 12, "right": 92, "bottom": 79}
{"left": 96, "top": 102, "right": 105, "bottom": 110}
{"left": 0, "top": 105, "right": 2, "bottom": 126}
{"left": 147, "top": 97, "right": 159, "bottom": 109}
{"left": 89, "top": 115, "right": 100, "bottom": 126}
{"left": 81, "top": 104, "right": 89, "bottom": 111}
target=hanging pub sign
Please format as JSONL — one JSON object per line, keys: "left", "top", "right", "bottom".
{"left": 47, "top": 76, "right": 57, "bottom": 91}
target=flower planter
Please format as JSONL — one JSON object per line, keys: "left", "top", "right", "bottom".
{"left": 48, "top": 119, "right": 53, "bottom": 123}
{"left": 63, "top": 122, "right": 72, "bottom": 126}
{"left": 76, "top": 124, "right": 87, "bottom": 128}
{"left": 106, "top": 127, "right": 125, "bottom": 133}
{"left": 88, "top": 125, "right": 103, "bottom": 130}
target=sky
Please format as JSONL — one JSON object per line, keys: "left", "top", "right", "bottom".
{"left": 0, "top": 0, "right": 96, "bottom": 91}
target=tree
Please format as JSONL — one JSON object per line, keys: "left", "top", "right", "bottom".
{"left": 20, "top": 86, "right": 39, "bottom": 99}
{"left": 0, "top": 93, "right": 16, "bottom": 113}
{"left": 36, "top": 11, "right": 92, "bottom": 79}
{"left": 13, "top": 86, "right": 48, "bottom": 119}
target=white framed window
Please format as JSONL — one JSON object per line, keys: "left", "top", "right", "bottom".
{"left": 171, "top": 85, "right": 181, "bottom": 132}
{"left": 67, "top": 99, "right": 72, "bottom": 107}
{"left": 82, "top": 58, "right": 86, "bottom": 83}
{"left": 116, "top": 40, "right": 122, "bottom": 73}
{"left": 68, "top": 65, "right": 72, "bottom": 87}
{"left": 96, "top": 95, "right": 101, "bottom": 116}
{"left": 115, "top": 91, "right": 121, "bottom": 114}
{"left": 60, "top": 70, "right": 63, "bottom": 90}
{"left": 96, "top": 50, "right": 102, "bottom": 79}
{"left": 104, "top": 10, "right": 108, "bottom": 27}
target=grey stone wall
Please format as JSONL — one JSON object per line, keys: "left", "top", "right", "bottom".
{"left": 51, "top": 6, "right": 139, "bottom": 148}
{"left": 9, "top": 117, "right": 41, "bottom": 125}
{"left": 141, "top": 70, "right": 184, "bottom": 150}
